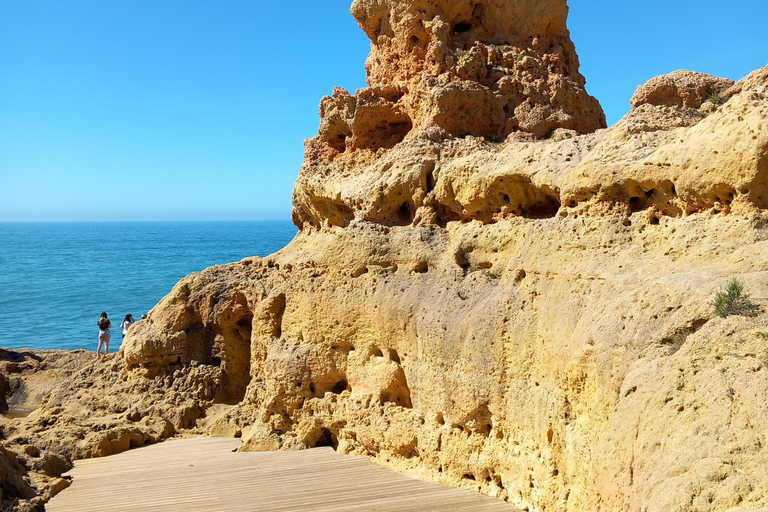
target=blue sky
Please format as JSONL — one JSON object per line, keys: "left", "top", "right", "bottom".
{"left": 1, "top": 1, "right": 766, "bottom": 222}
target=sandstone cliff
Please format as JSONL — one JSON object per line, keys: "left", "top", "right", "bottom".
{"left": 3, "top": 2, "right": 768, "bottom": 512}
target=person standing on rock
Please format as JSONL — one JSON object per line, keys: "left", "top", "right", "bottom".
{"left": 119, "top": 314, "right": 135, "bottom": 340}
{"left": 97, "top": 312, "right": 111, "bottom": 357}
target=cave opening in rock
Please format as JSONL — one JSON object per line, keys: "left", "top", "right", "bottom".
{"left": 452, "top": 22, "right": 472, "bottom": 33}
{"left": 313, "top": 428, "right": 338, "bottom": 450}
{"left": 331, "top": 379, "right": 348, "bottom": 394}
{"left": 521, "top": 197, "right": 561, "bottom": 219}
{"left": 394, "top": 201, "right": 414, "bottom": 226}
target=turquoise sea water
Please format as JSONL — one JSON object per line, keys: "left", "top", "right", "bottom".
{"left": 0, "top": 221, "right": 297, "bottom": 351}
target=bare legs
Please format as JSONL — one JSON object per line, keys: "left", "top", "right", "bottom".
{"left": 97, "top": 336, "right": 110, "bottom": 357}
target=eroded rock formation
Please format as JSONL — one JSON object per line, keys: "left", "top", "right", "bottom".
{"left": 303, "top": 0, "right": 605, "bottom": 185}
{"left": 3, "top": 3, "right": 768, "bottom": 512}
{"left": 0, "top": 349, "right": 93, "bottom": 511}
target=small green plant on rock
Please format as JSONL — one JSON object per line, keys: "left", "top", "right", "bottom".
{"left": 488, "top": 272, "right": 500, "bottom": 279}
{"left": 485, "top": 135, "right": 502, "bottom": 144}
{"left": 669, "top": 331, "right": 690, "bottom": 355}
{"left": 712, "top": 278, "right": 760, "bottom": 318}
{"left": 707, "top": 92, "right": 728, "bottom": 105}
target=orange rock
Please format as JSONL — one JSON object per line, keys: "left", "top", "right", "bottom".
{"left": 311, "top": 0, "right": 605, "bottom": 163}
{"left": 629, "top": 70, "right": 734, "bottom": 110}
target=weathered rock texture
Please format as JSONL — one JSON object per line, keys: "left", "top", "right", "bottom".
{"left": 3, "top": 4, "right": 768, "bottom": 512}
{"left": 0, "top": 349, "right": 92, "bottom": 512}
{"left": 302, "top": 0, "right": 605, "bottom": 186}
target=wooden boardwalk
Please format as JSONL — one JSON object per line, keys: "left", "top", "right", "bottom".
{"left": 48, "top": 437, "right": 514, "bottom": 511}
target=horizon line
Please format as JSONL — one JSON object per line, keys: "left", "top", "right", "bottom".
{"left": 0, "top": 219, "right": 295, "bottom": 224}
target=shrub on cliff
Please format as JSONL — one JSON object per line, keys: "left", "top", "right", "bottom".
{"left": 707, "top": 92, "right": 729, "bottom": 105}
{"left": 713, "top": 278, "right": 760, "bottom": 318}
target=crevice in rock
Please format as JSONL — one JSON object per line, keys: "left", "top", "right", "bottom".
{"left": 311, "top": 428, "right": 338, "bottom": 450}
{"left": 396, "top": 201, "right": 415, "bottom": 226}
{"left": 265, "top": 294, "right": 286, "bottom": 339}
{"left": 452, "top": 21, "right": 472, "bottom": 33}
{"left": 331, "top": 379, "right": 349, "bottom": 394}
{"left": 660, "top": 318, "right": 708, "bottom": 354}
{"left": 425, "top": 161, "right": 437, "bottom": 194}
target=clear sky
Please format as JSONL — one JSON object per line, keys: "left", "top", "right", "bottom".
{"left": 1, "top": 1, "right": 766, "bottom": 222}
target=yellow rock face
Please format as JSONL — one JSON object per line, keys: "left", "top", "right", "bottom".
{"left": 303, "top": 0, "right": 605, "bottom": 173}
{"left": 114, "top": 62, "right": 768, "bottom": 512}
{"left": 7, "top": 3, "right": 768, "bottom": 512}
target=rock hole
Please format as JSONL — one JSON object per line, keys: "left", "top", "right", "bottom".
{"left": 452, "top": 22, "right": 472, "bottom": 33}
{"left": 313, "top": 428, "right": 338, "bottom": 450}
{"left": 463, "top": 473, "right": 476, "bottom": 481}
{"left": 371, "top": 347, "right": 384, "bottom": 358}
{"left": 436, "top": 412, "right": 445, "bottom": 425}
{"left": 629, "top": 196, "right": 642, "bottom": 213}
{"left": 502, "top": 193, "right": 511, "bottom": 204}
{"left": 328, "top": 132, "right": 348, "bottom": 153}
{"left": 455, "top": 250, "right": 470, "bottom": 267}
{"left": 547, "top": 428, "right": 554, "bottom": 444}
{"left": 390, "top": 350, "right": 401, "bottom": 364}
{"left": 397, "top": 201, "right": 414, "bottom": 225}
{"left": 408, "top": 35, "right": 420, "bottom": 52}
{"left": 649, "top": 216, "right": 660, "bottom": 225}
{"left": 352, "top": 266, "right": 369, "bottom": 278}
{"left": 426, "top": 172, "right": 436, "bottom": 194}
{"left": 522, "top": 196, "right": 561, "bottom": 219}
{"left": 691, "top": 318, "right": 707, "bottom": 330}
{"left": 309, "top": 383, "right": 316, "bottom": 395}
{"left": 209, "top": 357, "right": 222, "bottom": 367}
{"left": 413, "top": 262, "right": 429, "bottom": 274}
{"left": 331, "top": 379, "right": 348, "bottom": 394}
{"left": 645, "top": 189, "right": 656, "bottom": 198}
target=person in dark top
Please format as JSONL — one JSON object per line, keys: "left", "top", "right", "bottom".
{"left": 97, "top": 312, "right": 112, "bottom": 357}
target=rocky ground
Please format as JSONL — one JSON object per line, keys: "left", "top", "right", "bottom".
{"left": 3, "top": 1, "right": 768, "bottom": 511}
{"left": 1, "top": 349, "right": 92, "bottom": 511}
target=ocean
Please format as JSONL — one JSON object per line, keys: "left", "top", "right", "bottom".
{"left": 0, "top": 221, "right": 297, "bottom": 351}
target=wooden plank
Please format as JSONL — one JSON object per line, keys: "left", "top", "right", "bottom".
{"left": 47, "top": 437, "right": 517, "bottom": 511}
